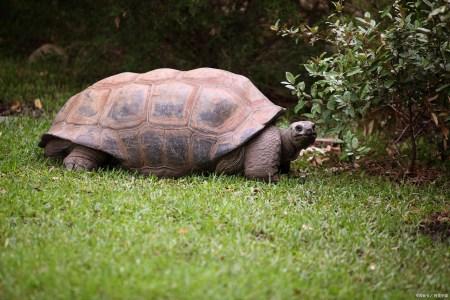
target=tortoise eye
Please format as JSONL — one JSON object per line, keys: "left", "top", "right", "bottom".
{"left": 295, "top": 125, "right": 303, "bottom": 132}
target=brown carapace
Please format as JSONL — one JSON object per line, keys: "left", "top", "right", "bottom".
{"left": 39, "top": 68, "right": 285, "bottom": 177}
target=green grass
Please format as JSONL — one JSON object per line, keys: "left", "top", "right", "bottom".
{"left": 0, "top": 58, "right": 449, "bottom": 299}
{"left": 0, "top": 57, "right": 83, "bottom": 111}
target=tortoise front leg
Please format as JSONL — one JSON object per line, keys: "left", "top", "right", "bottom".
{"left": 244, "top": 126, "right": 281, "bottom": 182}
{"left": 63, "top": 145, "right": 107, "bottom": 171}
{"left": 279, "top": 161, "right": 291, "bottom": 174}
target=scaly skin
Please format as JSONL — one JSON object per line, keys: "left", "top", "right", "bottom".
{"left": 279, "top": 122, "right": 316, "bottom": 174}
{"left": 215, "top": 121, "right": 316, "bottom": 182}
{"left": 215, "top": 148, "right": 245, "bottom": 175}
{"left": 63, "top": 145, "right": 108, "bottom": 171}
{"left": 243, "top": 126, "right": 281, "bottom": 182}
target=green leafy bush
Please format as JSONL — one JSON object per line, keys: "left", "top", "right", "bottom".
{"left": 275, "top": 0, "right": 450, "bottom": 172}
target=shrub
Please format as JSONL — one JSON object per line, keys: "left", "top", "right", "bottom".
{"left": 274, "top": 0, "right": 450, "bottom": 173}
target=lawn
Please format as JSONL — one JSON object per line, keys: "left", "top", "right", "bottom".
{"left": 0, "top": 59, "right": 449, "bottom": 299}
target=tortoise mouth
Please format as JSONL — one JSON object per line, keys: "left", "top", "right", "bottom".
{"left": 293, "top": 133, "right": 316, "bottom": 144}
{"left": 293, "top": 132, "right": 316, "bottom": 138}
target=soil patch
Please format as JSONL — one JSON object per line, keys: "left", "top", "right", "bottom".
{"left": 418, "top": 210, "right": 450, "bottom": 241}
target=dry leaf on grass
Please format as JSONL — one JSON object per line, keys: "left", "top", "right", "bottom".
{"left": 10, "top": 101, "right": 22, "bottom": 112}
{"left": 178, "top": 227, "right": 189, "bottom": 235}
{"left": 34, "top": 98, "right": 43, "bottom": 110}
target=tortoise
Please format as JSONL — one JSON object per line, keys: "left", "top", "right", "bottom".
{"left": 39, "top": 68, "right": 316, "bottom": 181}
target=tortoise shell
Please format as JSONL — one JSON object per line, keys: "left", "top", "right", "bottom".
{"left": 39, "top": 68, "right": 284, "bottom": 177}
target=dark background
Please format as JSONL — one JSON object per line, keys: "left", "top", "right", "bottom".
{"left": 0, "top": 0, "right": 387, "bottom": 107}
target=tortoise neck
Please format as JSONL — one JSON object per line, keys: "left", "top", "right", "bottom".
{"left": 280, "top": 128, "right": 300, "bottom": 163}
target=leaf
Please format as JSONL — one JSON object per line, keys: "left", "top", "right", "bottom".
{"left": 442, "top": 126, "right": 449, "bottom": 140}
{"left": 10, "top": 101, "right": 22, "bottom": 112}
{"left": 294, "top": 101, "right": 305, "bottom": 113}
{"left": 384, "top": 80, "right": 395, "bottom": 88}
{"left": 431, "top": 112, "right": 439, "bottom": 126}
{"left": 380, "top": 7, "right": 393, "bottom": 19}
{"left": 423, "top": 0, "right": 433, "bottom": 7}
{"left": 311, "top": 103, "right": 321, "bottom": 115}
{"left": 326, "top": 99, "right": 336, "bottom": 110}
{"left": 427, "top": 94, "right": 439, "bottom": 102}
{"left": 304, "top": 64, "right": 316, "bottom": 74}
{"left": 365, "top": 120, "right": 374, "bottom": 136}
{"left": 428, "top": 6, "right": 446, "bottom": 18}
{"left": 343, "top": 91, "right": 352, "bottom": 102}
{"left": 114, "top": 16, "right": 120, "bottom": 29}
{"left": 178, "top": 227, "right": 189, "bottom": 235}
{"left": 333, "top": 1, "right": 343, "bottom": 13}
{"left": 351, "top": 137, "right": 359, "bottom": 149}
{"left": 416, "top": 27, "right": 431, "bottom": 34}
{"left": 34, "top": 98, "right": 43, "bottom": 110}
{"left": 436, "top": 84, "right": 450, "bottom": 92}
{"left": 286, "top": 72, "right": 296, "bottom": 84}
{"left": 311, "top": 84, "right": 318, "bottom": 98}
{"left": 355, "top": 17, "right": 371, "bottom": 26}
{"left": 270, "top": 19, "right": 280, "bottom": 31}
{"left": 346, "top": 68, "right": 362, "bottom": 77}
{"left": 297, "top": 81, "right": 305, "bottom": 91}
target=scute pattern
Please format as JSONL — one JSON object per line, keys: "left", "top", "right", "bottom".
{"left": 149, "top": 82, "right": 195, "bottom": 126}
{"left": 192, "top": 136, "right": 215, "bottom": 166}
{"left": 40, "top": 68, "right": 284, "bottom": 177}
{"left": 102, "top": 83, "right": 148, "bottom": 129}
{"left": 101, "top": 129, "right": 124, "bottom": 159}
{"left": 190, "top": 87, "right": 242, "bottom": 134}
{"left": 76, "top": 127, "right": 101, "bottom": 149}
{"left": 95, "top": 72, "right": 138, "bottom": 86}
{"left": 52, "top": 94, "right": 79, "bottom": 124}
{"left": 67, "top": 89, "right": 110, "bottom": 125}
{"left": 119, "top": 130, "right": 141, "bottom": 168}
{"left": 166, "top": 134, "right": 189, "bottom": 165}
{"left": 141, "top": 129, "right": 164, "bottom": 166}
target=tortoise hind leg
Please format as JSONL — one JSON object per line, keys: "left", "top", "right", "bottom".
{"left": 63, "top": 145, "right": 108, "bottom": 171}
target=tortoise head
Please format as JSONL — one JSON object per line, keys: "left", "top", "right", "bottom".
{"left": 287, "top": 121, "right": 316, "bottom": 150}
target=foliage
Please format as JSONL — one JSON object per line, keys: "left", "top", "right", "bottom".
{"left": 275, "top": 0, "right": 450, "bottom": 170}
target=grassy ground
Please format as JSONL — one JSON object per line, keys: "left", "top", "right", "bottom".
{"left": 0, "top": 58, "right": 449, "bottom": 299}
